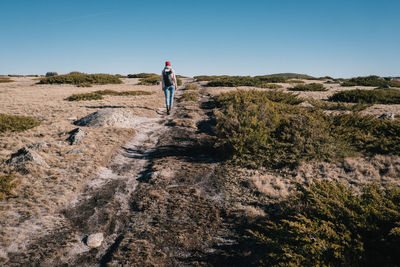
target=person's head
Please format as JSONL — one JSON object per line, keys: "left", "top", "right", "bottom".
{"left": 165, "top": 61, "right": 171, "bottom": 67}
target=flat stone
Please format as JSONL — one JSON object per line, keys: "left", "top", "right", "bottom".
{"left": 74, "top": 108, "right": 136, "bottom": 128}
{"left": 86, "top": 233, "right": 104, "bottom": 248}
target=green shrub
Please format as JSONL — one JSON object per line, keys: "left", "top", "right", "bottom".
{"left": 194, "top": 75, "right": 229, "bottom": 81}
{"left": 260, "top": 83, "right": 283, "bottom": 89}
{"left": 127, "top": 73, "right": 158, "bottom": 78}
{"left": 341, "top": 75, "right": 400, "bottom": 87}
{"left": 254, "top": 75, "right": 287, "bottom": 83}
{"left": 66, "top": 90, "right": 151, "bottom": 101}
{"left": 177, "top": 78, "right": 182, "bottom": 86}
{"left": 0, "top": 78, "right": 13, "bottom": 83}
{"left": 181, "top": 92, "right": 198, "bottom": 102}
{"left": 249, "top": 180, "right": 400, "bottom": 266}
{"left": 308, "top": 99, "right": 371, "bottom": 111}
{"left": 185, "top": 84, "right": 199, "bottom": 90}
{"left": 328, "top": 89, "right": 400, "bottom": 104}
{"left": 214, "top": 90, "right": 399, "bottom": 168}
{"left": 330, "top": 113, "right": 400, "bottom": 155}
{"left": 288, "top": 83, "right": 327, "bottom": 91}
{"left": 0, "top": 174, "right": 17, "bottom": 200}
{"left": 0, "top": 114, "right": 40, "bottom": 133}
{"left": 138, "top": 75, "right": 161, "bottom": 85}
{"left": 66, "top": 92, "right": 103, "bottom": 101}
{"left": 38, "top": 72, "right": 122, "bottom": 87}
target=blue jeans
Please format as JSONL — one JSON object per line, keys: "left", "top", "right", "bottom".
{"left": 163, "top": 85, "right": 175, "bottom": 108}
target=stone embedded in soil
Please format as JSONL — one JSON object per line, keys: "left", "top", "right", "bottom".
{"left": 378, "top": 113, "right": 395, "bottom": 120}
{"left": 6, "top": 147, "right": 49, "bottom": 167}
{"left": 74, "top": 108, "right": 136, "bottom": 128}
{"left": 67, "top": 146, "right": 87, "bottom": 154}
{"left": 67, "top": 128, "right": 87, "bottom": 145}
{"left": 86, "top": 233, "right": 104, "bottom": 248}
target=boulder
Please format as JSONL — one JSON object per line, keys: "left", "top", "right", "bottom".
{"left": 7, "top": 147, "right": 49, "bottom": 167}
{"left": 378, "top": 113, "right": 395, "bottom": 120}
{"left": 45, "top": 72, "right": 58, "bottom": 77}
{"left": 74, "top": 108, "right": 136, "bottom": 128}
{"left": 86, "top": 233, "right": 104, "bottom": 248}
{"left": 67, "top": 128, "right": 86, "bottom": 145}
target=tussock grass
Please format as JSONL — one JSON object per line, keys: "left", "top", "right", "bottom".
{"left": 66, "top": 90, "right": 151, "bottom": 101}
{"left": 341, "top": 75, "right": 400, "bottom": 87}
{"left": 185, "top": 84, "right": 199, "bottom": 90}
{"left": 38, "top": 72, "right": 122, "bottom": 87}
{"left": 0, "top": 174, "right": 17, "bottom": 200}
{"left": 214, "top": 90, "right": 400, "bottom": 168}
{"left": 249, "top": 180, "right": 400, "bottom": 266}
{"left": 0, "top": 114, "right": 40, "bottom": 133}
{"left": 0, "top": 78, "right": 14, "bottom": 83}
{"left": 329, "top": 89, "right": 400, "bottom": 104}
{"left": 288, "top": 83, "right": 327, "bottom": 91}
{"left": 180, "top": 92, "right": 199, "bottom": 102}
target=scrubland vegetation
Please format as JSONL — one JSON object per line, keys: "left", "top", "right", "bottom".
{"left": 0, "top": 78, "right": 13, "bottom": 83}
{"left": 341, "top": 75, "right": 400, "bottom": 87}
{"left": 66, "top": 90, "right": 151, "bottom": 101}
{"left": 214, "top": 90, "right": 400, "bottom": 168}
{"left": 288, "top": 83, "right": 327, "bottom": 91}
{"left": 38, "top": 72, "right": 122, "bottom": 87}
{"left": 308, "top": 99, "right": 371, "bottom": 111}
{"left": 0, "top": 174, "right": 16, "bottom": 200}
{"left": 138, "top": 74, "right": 182, "bottom": 86}
{"left": 249, "top": 180, "right": 400, "bottom": 266}
{"left": 0, "top": 114, "right": 40, "bottom": 133}
{"left": 180, "top": 91, "right": 199, "bottom": 102}
{"left": 329, "top": 89, "right": 400, "bottom": 104}
{"left": 185, "top": 83, "right": 199, "bottom": 90}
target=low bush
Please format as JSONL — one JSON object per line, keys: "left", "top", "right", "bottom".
{"left": 185, "top": 84, "right": 199, "bottom": 90}
{"left": 128, "top": 73, "right": 158, "bottom": 78}
{"left": 0, "top": 174, "right": 17, "bottom": 200}
{"left": 0, "top": 78, "right": 13, "bottom": 83}
{"left": 249, "top": 180, "right": 400, "bottom": 266}
{"left": 328, "top": 89, "right": 400, "bottom": 104}
{"left": 288, "top": 83, "right": 327, "bottom": 91}
{"left": 260, "top": 83, "right": 283, "bottom": 89}
{"left": 308, "top": 99, "right": 371, "bottom": 111}
{"left": 180, "top": 92, "right": 198, "bottom": 102}
{"left": 0, "top": 114, "right": 40, "bottom": 133}
{"left": 38, "top": 72, "right": 122, "bottom": 87}
{"left": 214, "top": 90, "right": 399, "bottom": 168}
{"left": 8, "top": 74, "right": 24, "bottom": 77}
{"left": 138, "top": 75, "right": 161, "bottom": 85}
{"left": 206, "top": 76, "right": 286, "bottom": 88}
{"left": 341, "top": 75, "right": 400, "bottom": 87}
{"left": 66, "top": 90, "right": 151, "bottom": 101}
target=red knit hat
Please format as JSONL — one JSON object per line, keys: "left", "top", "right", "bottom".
{"left": 165, "top": 61, "right": 171, "bottom": 66}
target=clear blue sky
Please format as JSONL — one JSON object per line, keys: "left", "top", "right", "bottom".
{"left": 1, "top": 0, "right": 399, "bottom": 78}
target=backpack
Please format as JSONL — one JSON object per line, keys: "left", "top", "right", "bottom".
{"left": 163, "top": 69, "right": 174, "bottom": 87}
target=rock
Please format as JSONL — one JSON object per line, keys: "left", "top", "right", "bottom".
{"left": 67, "top": 116, "right": 77, "bottom": 121}
{"left": 86, "top": 233, "right": 104, "bottom": 248}
{"left": 45, "top": 72, "right": 58, "bottom": 77}
{"left": 67, "top": 147, "right": 87, "bottom": 154}
{"left": 7, "top": 147, "right": 49, "bottom": 167}
{"left": 67, "top": 128, "right": 86, "bottom": 145}
{"left": 74, "top": 108, "right": 136, "bottom": 128}
{"left": 378, "top": 113, "right": 395, "bottom": 120}
{"left": 27, "top": 142, "right": 49, "bottom": 149}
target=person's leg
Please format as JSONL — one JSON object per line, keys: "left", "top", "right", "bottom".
{"left": 163, "top": 87, "right": 170, "bottom": 110}
{"left": 169, "top": 86, "right": 176, "bottom": 109}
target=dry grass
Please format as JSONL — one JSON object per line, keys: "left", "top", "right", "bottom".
{"left": 185, "top": 84, "right": 199, "bottom": 91}
{"left": 66, "top": 90, "right": 152, "bottom": 101}
{"left": 0, "top": 78, "right": 14, "bottom": 83}
{"left": 0, "top": 76, "right": 165, "bottom": 248}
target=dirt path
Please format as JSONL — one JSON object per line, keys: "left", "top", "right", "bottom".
{"left": 6, "top": 82, "right": 242, "bottom": 266}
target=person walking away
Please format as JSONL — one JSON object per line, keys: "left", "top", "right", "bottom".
{"left": 162, "top": 61, "right": 177, "bottom": 115}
